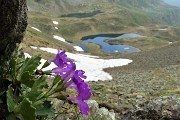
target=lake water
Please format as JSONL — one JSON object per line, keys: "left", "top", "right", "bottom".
{"left": 163, "top": 0, "right": 180, "bottom": 7}
{"left": 79, "top": 33, "right": 143, "bottom": 54}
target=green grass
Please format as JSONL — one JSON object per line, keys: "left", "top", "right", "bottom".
{"left": 106, "top": 37, "right": 169, "bottom": 51}
{"left": 83, "top": 43, "right": 107, "bottom": 56}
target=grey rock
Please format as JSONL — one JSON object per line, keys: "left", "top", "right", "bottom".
{"left": 86, "top": 100, "right": 116, "bottom": 120}
{"left": 136, "top": 95, "right": 143, "bottom": 99}
{"left": 0, "top": 0, "right": 28, "bottom": 62}
{"left": 121, "top": 95, "right": 180, "bottom": 120}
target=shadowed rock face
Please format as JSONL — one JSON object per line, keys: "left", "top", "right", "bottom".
{"left": 0, "top": 0, "right": 27, "bottom": 62}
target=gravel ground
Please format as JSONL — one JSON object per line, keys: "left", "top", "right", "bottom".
{"left": 113, "top": 41, "right": 180, "bottom": 71}
{"left": 89, "top": 42, "right": 180, "bottom": 117}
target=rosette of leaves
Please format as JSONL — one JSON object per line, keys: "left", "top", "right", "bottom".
{"left": 0, "top": 50, "right": 67, "bottom": 120}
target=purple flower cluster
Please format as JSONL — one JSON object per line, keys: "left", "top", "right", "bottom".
{"left": 52, "top": 50, "right": 91, "bottom": 115}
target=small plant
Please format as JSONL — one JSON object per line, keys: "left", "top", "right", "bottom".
{"left": 0, "top": 48, "right": 91, "bottom": 120}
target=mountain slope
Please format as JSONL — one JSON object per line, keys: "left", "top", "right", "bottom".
{"left": 27, "top": 0, "right": 108, "bottom": 15}
{"left": 27, "top": 0, "right": 180, "bottom": 26}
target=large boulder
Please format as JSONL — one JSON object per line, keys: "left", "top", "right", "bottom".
{"left": 0, "top": 0, "right": 27, "bottom": 63}
{"left": 0, "top": 1, "right": 27, "bottom": 119}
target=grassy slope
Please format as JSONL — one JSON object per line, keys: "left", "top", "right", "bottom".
{"left": 27, "top": 0, "right": 180, "bottom": 25}
{"left": 26, "top": 0, "right": 180, "bottom": 44}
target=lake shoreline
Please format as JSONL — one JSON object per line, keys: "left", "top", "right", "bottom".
{"left": 79, "top": 33, "right": 142, "bottom": 54}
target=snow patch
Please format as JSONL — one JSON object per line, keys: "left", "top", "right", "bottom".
{"left": 124, "top": 47, "right": 130, "bottom": 50}
{"left": 53, "top": 35, "right": 66, "bottom": 42}
{"left": 31, "top": 27, "right": 41, "bottom": 32}
{"left": 55, "top": 27, "right": 58, "bottom": 30}
{"left": 74, "top": 46, "right": 84, "bottom": 52}
{"left": 158, "top": 29, "right": 167, "bottom": 31}
{"left": 30, "top": 46, "right": 38, "bottom": 49}
{"left": 24, "top": 53, "right": 31, "bottom": 58}
{"left": 30, "top": 47, "right": 132, "bottom": 81}
{"left": 169, "top": 42, "right": 172, "bottom": 44}
{"left": 52, "top": 21, "right": 59, "bottom": 25}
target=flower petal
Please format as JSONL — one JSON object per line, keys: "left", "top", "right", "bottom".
{"left": 78, "top": 100, "right": 89, "bottom": 115}
{"left": 68, "top": 97, "right": 89, "bottom": 115}
{"left": 52, "top": 50, "right": 68, "bottom": 68}
{"left": 77, "top": 82, "right": 91, "bottom": 100}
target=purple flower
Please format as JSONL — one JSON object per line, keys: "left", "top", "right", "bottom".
{"left": 71, "top": 70, "right": 91, "bottom": 100}
{"left": 52, "top": 50, "right": 91, "bottom": 115}
{"left": 52, "top": 50, "right": 68, "bottom": 68}
{"left": 52, "top": 60, "right": 76, "bottom": 81}
{"left": 68, "top": 96, "right": 90, "bottom": 115}
{"left": 68, "top": 71, "right": 91, "bottom": 115}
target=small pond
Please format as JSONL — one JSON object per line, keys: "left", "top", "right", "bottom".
{"left": 79, "top": 33, "right": 143, "bottom": 54}
{"left": 61, "top": 10, "right": 102, "bottom": 18}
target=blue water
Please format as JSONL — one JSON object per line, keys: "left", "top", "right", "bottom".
{"left": 79, "top": 33, "right": 143, "bottom": 54}
{"left": 163, "top": 0, "right": 180, "bottom": 7}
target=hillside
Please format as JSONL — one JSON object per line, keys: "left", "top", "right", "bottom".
{"left": 24, "top": 0, "right": 180, "bottom": 57}
{"left": 27, "top": 0, "right": 180, "bottom": 26}
{"left": 23, "top": 0, "right": 180, "bottom": 119}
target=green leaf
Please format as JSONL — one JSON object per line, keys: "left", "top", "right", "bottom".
{"left": 6, "top": 113, "right": 16, "bottom": 120}
{"left": 36, "top": 101, "right": 55, "bottom": 118}
{"left": 0, "top": 91, "right": 5, "bottom": 96}
{"left": 10, "top": 58, "right": 16, "bottom": 78}
{"left": 54, "top": 80, "right": 65, "bottom": 92}
{"left": 17, "top": 55, "right": 41, "bottom": 82}
{"left": 21, "top": 55, "right": 41, "bottom": 73}
{"left": 55, "top": 93, "right": 68, "bottom": 101}
{"left": 41, "top": 60, "right": 50, "bottom": 69}
{"left": 7, "top": 86, "right": 15, "bottom": 112}
{"left": 7, "top": 58, "right": 17, "bottom": 82}
{"left": 53, "top": 75, "right": 62, "bottom": 86}
{"left": 7, "top": 75, "right": 13, "bottom": 82}
{"left": 17, "top": 71, "right": 34, "bottom": 87}
{"left": 14, "top": 98, "right": 36, "bottom": 120}
{"left": 19, "top": 71, "right": 31, "bottom": 81}
{"left": 48, "top": 75, "right": 64, "bottom": 95}
{"left": 25, "top": 76, "right": 48, "bottom": 102}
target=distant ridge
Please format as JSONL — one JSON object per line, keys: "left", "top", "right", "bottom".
{"left": 27, "top": 0, "right": 180, "bottom": 26}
